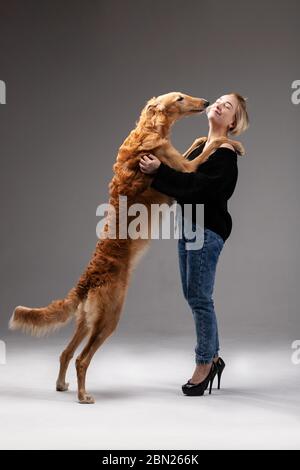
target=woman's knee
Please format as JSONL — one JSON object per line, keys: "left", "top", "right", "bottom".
{"left": 186, "top": 292, "right": 213, "bottom": 310}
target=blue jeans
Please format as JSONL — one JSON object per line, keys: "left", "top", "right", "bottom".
{"left": 178, "top": 220, "right": 225, "bottom": 364}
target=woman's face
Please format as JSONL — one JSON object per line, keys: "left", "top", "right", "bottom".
{"left": 206, "top": 94, "right": 238, "bottom": 131}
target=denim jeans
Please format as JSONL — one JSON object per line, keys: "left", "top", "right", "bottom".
{"left": 178, "top": 219, "right": 225, "bottom": 364}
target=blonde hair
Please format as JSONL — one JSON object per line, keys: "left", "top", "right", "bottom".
{"left": 228, "top": 92, "right": 249, "bottom": 136}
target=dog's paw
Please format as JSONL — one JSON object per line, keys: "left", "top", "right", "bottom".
{"left": 78, "top": 393, "right": 95, "bottom": 404}
{"left": 56, "top": 381, "right": 69, "bottom": 392}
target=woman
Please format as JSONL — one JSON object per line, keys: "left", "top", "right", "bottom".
{"left": 139, "top": 93, "right": 249, "bottom": 396}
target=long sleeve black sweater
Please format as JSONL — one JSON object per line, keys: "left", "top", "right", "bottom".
{"left": 150, "top": 142, "right": 239, "bottom": 242}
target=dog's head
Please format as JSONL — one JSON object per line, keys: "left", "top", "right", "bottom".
{"left": 144, "top": 92, "right": 209, "bottom": 120}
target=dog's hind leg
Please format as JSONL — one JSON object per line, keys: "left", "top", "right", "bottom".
{"left": 75, "top": 288, "right": 124, "bottom": 404}
{"left": 56, "top": 305, "right": 89, "bottom": 392}
{"left": 75, "top": 319, "right": 120, "bottom": 404}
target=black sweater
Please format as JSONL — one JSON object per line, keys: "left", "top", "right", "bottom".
{"left": 150, "top": 142, "right": 238, "bottom": 242}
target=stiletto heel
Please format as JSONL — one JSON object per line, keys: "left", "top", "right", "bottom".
{"left": 217, "top": 371, "right": 221, "bottom": 389}
{"left": 215, "top": 357, "right": 225, "bottom": 389}
{"left": 208, "top": 375, "right": 214, "bottom": 395}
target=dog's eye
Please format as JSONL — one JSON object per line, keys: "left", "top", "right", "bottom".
{"left": 177, "top": 96, "right": 184, "bottom": 101}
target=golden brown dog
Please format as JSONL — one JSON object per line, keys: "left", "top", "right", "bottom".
{"left": 9, "top": 92, "right": 244, "bottom": 403}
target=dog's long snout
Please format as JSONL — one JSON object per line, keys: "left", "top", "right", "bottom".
{"left": 203, "top": 100, "right": 210, "bottom": 108}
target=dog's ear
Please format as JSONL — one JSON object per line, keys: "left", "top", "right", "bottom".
{"left": 145, "top": 96, "right": 157, "bottom": 111}
{"left": 156, "top": 103, "right": 166, "bottom": 112}
{"left": 145, "top": 97, "right": 166, "bottom": 114}
{"left": 145, "top": 104, "right": 156, "bottom": 114}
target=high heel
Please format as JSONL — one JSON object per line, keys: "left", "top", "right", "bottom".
{"left": 185, "top": 356, "right": 226, "bottom": 391}
{"left": 182, "top": 362, "right": 216, "bottom": 396}
{"left": 215, "top": 357, "right": 226, "bottom": 389}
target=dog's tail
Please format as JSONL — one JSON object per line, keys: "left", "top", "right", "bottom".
{"left": 9, "top": 287, "right": 81, "bottom": 337}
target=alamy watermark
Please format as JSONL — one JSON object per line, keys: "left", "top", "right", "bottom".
{"left": 0, "top": 80, "right": 6, "bottom": 104}
{"left": 96, "top": 196, "right": 205, "bottom": 250}
{"left": 291, "top": 340, "right": 300, "bottom": 365}
{"left": 0, "top": 340, "right": 6, "bottom": 365}
{"left": 291, "top": 80, "right": 300, "bottom": 105}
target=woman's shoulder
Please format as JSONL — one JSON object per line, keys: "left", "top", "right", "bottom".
{"left": 219, "top": 143, "right": 236, "bottom": 152}
{"left": 209, "top": 146, "right": 238, "bottom": 167}
{"left": 213, "top": 144, "right": 238, "bottom": 159}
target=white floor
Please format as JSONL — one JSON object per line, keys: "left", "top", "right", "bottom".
{"left": 0, "top": 334, "right": 299, "bottom": 450}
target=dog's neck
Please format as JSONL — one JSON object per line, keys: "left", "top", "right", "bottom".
{"left": 137, "top": 110, "right": 176, "bottom": 140}
{"left": 155, "top": 114, "right": 178, "bottom": 139}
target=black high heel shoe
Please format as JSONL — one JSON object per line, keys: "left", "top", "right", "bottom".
{"left": 214, "top": 357, "right": 226, "bottom": 389}
{"left": 182, "top": 362, "right": 217, "bottom": 396}
{"left": 183, "top": 356, "right": 226, "bottom": 392}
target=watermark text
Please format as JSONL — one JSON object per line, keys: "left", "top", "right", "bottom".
{"left": 96, "top": 196, "right": 205, "bottom": 250}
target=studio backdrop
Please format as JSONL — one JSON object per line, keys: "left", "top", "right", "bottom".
{"left": 0, "top": 0, "right": 299, "bottom": 450}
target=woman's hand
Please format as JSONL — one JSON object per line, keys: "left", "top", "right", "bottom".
{"left": 139, "top": 154, "right": 161, "bottom": 175}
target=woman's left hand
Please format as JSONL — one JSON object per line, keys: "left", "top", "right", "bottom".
{"left": 139, "top": 154, "right": 161, "bottom": 175}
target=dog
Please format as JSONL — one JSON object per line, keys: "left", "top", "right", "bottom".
{"left": 9, "top": 92, "right": 244, "bottom": 403}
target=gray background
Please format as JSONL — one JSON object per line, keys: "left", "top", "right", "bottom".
{"left": 1, "top": 0, "right": 299, "bottom": 346}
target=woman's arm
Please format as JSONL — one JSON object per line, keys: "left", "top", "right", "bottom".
{"left": 142, "top": 149, "right": 238, "bottom": 203}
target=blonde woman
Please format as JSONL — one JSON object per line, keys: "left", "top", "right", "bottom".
{"left": 139, "top": 93, "right": 249, "bottom": 396}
